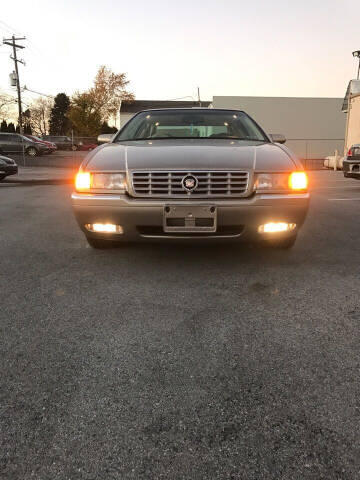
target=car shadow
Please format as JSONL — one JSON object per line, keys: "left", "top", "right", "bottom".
{"left": 85, "top": 240, "right": 301, "bottom": 271}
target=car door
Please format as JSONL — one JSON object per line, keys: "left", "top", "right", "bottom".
{"left": 53, "top": 137, "right": 63, "bottom": 149}
{"left": 10, "top": 135, "right": 25, "bottom": 153}
{"left": 0, "top": 134, "right": 13, "bottom": 153}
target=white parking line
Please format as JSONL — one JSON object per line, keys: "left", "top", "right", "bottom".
{"left": 328, "top": 198, "right": 360, "bottom": 201}
{"left": 313, "top": 186, "right": 360, "bottom": 189}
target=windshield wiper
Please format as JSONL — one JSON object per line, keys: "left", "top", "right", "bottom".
{"left": 208, "top": 135, "right": 266, "bottom": 141}
{"left": 117, "top": 136, "right": 268, "bottom": 142}
{"left": 117, "top": 137, "right": 192, "bottom": 141}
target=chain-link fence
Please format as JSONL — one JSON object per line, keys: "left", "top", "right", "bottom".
{"left": 286, "top": 139, "right": 345, "bottom": 170}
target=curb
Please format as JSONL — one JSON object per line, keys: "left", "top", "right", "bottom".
{"left": 3, "top": 178, "right": 73, "bottom": 186}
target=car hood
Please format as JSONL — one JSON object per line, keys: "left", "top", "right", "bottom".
{"left": 85, "top": 139, "right": 300, "bottom": 172}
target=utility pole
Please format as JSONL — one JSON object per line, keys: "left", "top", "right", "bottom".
{"left": 3, "top": 35, "right": 26, "bottom": 133}
{"left": 197, "top": 87, "right": 202, "bottom": 107}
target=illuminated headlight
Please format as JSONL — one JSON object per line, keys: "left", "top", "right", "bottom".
{"left": 75, "top": 172, "right": 127, "bottom": 192}
{"left": 255, "top": 172, "right": 308, "bottom": 192}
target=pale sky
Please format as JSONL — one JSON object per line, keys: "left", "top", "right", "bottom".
{"left": 1, "top": 0, "right": 360, "bottom": 104}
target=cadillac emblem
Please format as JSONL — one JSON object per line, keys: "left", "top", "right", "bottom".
{"left": 182, "top": 174, "right": 198, "bottom": 192}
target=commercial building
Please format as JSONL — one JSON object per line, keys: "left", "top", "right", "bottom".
{"left": 213, "top": 96, "right": 345, "bottom": 160}
{"left": 120, "top": 100, "right": 211, "bottom": 128}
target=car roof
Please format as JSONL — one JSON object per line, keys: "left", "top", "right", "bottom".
{"left": 134, "top": 108, "right": 246, "bottom": 114}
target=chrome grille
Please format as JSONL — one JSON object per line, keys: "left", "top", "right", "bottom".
{"left": 131, "top": 171, "right": 250, "bottom": 197}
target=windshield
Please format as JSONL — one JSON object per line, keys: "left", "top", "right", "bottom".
{"left": 115, "top": 110, "right": 268, "bottom": 142}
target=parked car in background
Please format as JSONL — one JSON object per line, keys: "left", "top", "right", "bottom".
{"left": 24, "top": 135, "right": 57, "bottom": 154}
{"left": 0, "top": 154, "right": 18, "bottom": 181}
{"left": 77, "top": 142, "right": 98, "bottom": 151}
{"left": 42, "top": 135, "right": 79, "bottom": 151}
{"left": 343, "top": 144, "right": 360, "bottom": 179}
{"left": 72, "top": 108, "right": 309, "bottom": 249}
{"left": 0, "top": 133, "right": 48, "bottom": 157}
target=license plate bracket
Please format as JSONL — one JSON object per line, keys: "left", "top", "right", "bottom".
{"left": 163, "top": 205, "right": 217, "bottom": 233}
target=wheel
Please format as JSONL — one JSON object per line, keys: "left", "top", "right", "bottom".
{"left": 268, "top": 235, "right": 298, "bottom": 249}
{"left": 0, "top": 174, "right": 6, "bottom": 181}
{"left": 26, "top": 146, "right": 38, "bottom": 157}
{"left": 72, "top": 145, "right": 78, "bottom": 151}
{"left": 85, "top": 236, "right": 119, "bottom": 249}
{"left": 88, "top": 146, "right": 94, "bottom": 151}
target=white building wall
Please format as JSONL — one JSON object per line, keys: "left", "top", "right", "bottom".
{"left": 346, "top": 94, "right": 360, "bottom": 151}
{"left": 213, "top": 96, "right": 346, "bottom": 159}
{"left": 119, "top": 112, "right": 135, "bottom": 128}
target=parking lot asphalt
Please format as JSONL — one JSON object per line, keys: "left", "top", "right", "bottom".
{"left": 1, "top": 170, "right": 360, "bottom": 479}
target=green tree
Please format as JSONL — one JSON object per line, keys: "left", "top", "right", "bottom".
{"left": 8, "top": 123, "right": 15, "bottom": 133}
{"left": 67, "top": 92, "right": 102, "bottom": 136}
{"left": 49, "top": 93, "right": 70, "bottom": 135}
{"left": 23, "top": 109, "right": 32, "bottom": 134}
{"left": 101, "top": 121, "right": 117, "bottom": 134}
{"left": 0, "top": 120, "right": 8, "bottom": 132}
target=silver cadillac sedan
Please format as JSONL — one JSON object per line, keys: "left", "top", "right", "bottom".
{"left": 72, "top": 108, "right": 309, "bottom": 249}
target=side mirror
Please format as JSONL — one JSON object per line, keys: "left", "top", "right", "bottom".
{"left": 269, "top": 133, "right": 286, "bottom": 144}
{"left": 97, "top": 134, "right": 114, "bottom": 144}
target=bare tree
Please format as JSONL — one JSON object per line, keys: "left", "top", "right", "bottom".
{"left": 0, "top": 90, "right": 16, "bottom": 120}
{"left": 29, "top": 97, "right": 53, "bottom": 136}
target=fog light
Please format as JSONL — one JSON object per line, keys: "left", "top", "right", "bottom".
{"left": 258, "top": 222, "right": 296, "bottom": 233}
{"left": 85, "top": 223, "right": 123, "bottom": 234}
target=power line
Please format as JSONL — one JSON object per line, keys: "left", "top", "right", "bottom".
{"left": 167, "top": 95, "right": 196, "bottom": 101}
{"left": 2, "top": 35, "right": 26, "bottom": 133}
{"left": 0, "top": 20, "right": 22, "bottom": 36}
{"left": 23, "top": 86, "right": 54, "bottom": 98}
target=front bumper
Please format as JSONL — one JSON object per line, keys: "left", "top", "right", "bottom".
{"left": 71, "top": 192, "right": 310, "bottom": 243}
{"left": 0, "top": 164, "right": 18, "bottom": 177}
{"left": 343, "top": 159, "right": 360, "bottom": 179}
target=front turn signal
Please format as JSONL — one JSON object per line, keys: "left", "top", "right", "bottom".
{"left": 289, "top": 172, "right": 308, "bottom": 191}
{"left": 75, "top": 172, "right": 91, "bottom": 190}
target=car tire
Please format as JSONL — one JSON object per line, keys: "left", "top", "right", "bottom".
{"left": 0, "top": 174, "right": 6, "bottom": 181}
{"left": 26, "top": 146, "right": 38, "bottom": 157}
{"left": 72, "top": 145, "right": 78, "bottom": 151}
{"left": 85, "top": 236, "right": 121, "bottom": 249}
